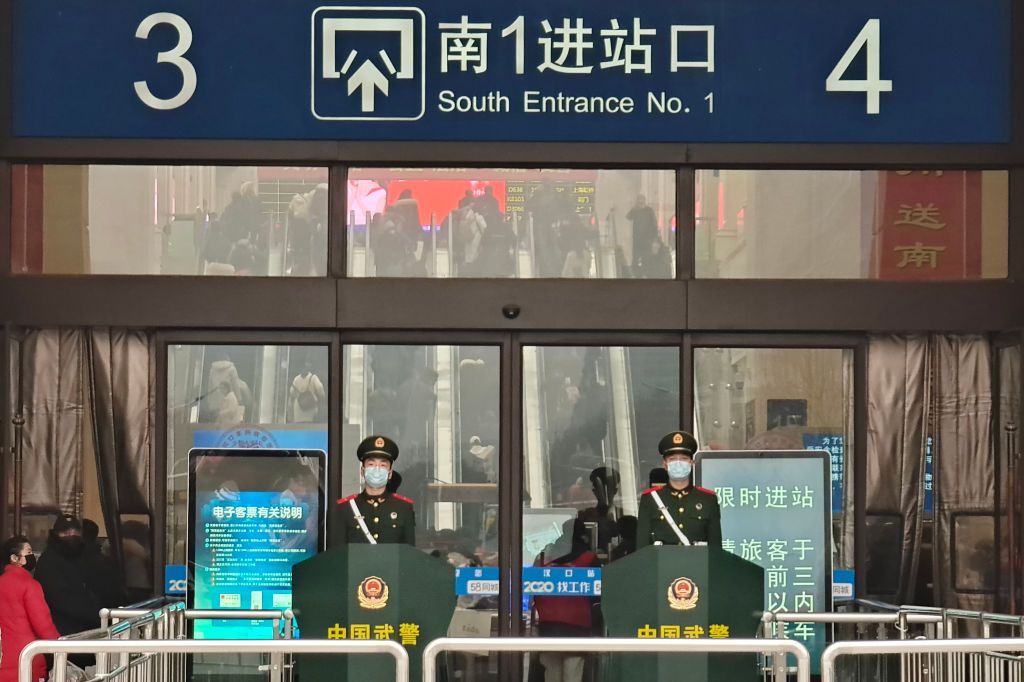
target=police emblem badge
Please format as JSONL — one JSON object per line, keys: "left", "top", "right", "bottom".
{"left": 667, "top": 576, "right": 699, "bottom": 610}
{"left": 673, "top": 433, "right": 684, "bottom": 444}
{"left": 374, "top": 437, "right": 386, "bottom": 448}
{"left": 357, "top": 576, "right": 389, "bottom": 609}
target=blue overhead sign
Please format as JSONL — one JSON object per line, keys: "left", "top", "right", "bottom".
{"left": 11, "top": 0, "right": 1009, "bottom": 143}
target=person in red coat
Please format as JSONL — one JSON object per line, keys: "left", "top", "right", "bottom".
{"left": 0, "top": 536, "right": 61, "bottom": 682}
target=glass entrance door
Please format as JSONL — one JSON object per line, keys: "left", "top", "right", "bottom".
{"left": 339, "top": 334, "right": 682, "bottom": 682}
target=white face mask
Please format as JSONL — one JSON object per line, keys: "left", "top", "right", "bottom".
{"left": 364, "top": 465, "right": 389, "bottom": 489}
{"left": 667, "top": 460, "right": 692, "bottom": 481}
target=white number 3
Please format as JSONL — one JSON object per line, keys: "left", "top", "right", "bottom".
{"left": 134, "top": 13, "right": 197, "bottom": 111}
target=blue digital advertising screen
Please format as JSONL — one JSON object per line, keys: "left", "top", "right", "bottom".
{"left": 696, "top": 450, "right": 832, "bottom": 674}
{"left": 188, "top": 449, "right": 325, "bottom": 639}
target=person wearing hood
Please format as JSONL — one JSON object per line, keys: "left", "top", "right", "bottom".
{"left": 0, "top": 535, "right": 61, "bottom": 682}
{"left": 33, "top": 515, "right": 103, "bottom": 636}
{"left": 389, "top": 189, "right": 424, "bottom": 257}
{"left": 204, "top": 354, "right": 252, "bottom": 425}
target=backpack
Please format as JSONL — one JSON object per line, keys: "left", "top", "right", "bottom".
{"left": 295, "top": 373, "right": 320, "bottom": 412}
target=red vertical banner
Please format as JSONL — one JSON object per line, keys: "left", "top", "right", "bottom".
{"left": 871, "top": 171, "right": 983, "bottom": 280}
{"left": 10, "top": 165, "right": 45, "bottom": 274}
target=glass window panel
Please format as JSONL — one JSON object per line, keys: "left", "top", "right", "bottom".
{"left": 998, "top": 345, "right": 1020, "bottom": 606}
{"left": 166, "top": 344, "right": 330, "bottom": 567}
{"left": 695, "top": 170, "right": 1008, "bottom": 279}
{"left": 693, "top": 347, "right": 854, "bottom": 567}
{"left": 12, "top": 165, "right": 329, "bottom": 276}
{"left": 954, "top": 515, "right": 996, "bottom": 592}
{"left": 521, "top": 345, "right": 679, "bottom": 675}
{"left": 343, "top": 344, "right": 500, "bottom": 680}
{"left": 347, "top": 168, "right": 675, "bottom": 278}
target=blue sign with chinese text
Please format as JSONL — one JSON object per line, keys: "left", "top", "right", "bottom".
{"left": 803, "top": 434, "right": 844, "bottom": 514}
{"left": 832, "top": 569, "right": 855, "bottom": 601}
{"left": 454, "top": 566, "right": 602, "bottom": 596}
{"left": 11, "top": 0, "right": 1009, "bottom": 142}
{"left": 924, "top": 435, "right": 934, "bottom": 514}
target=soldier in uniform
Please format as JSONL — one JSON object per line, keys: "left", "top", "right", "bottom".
{"left": 636, "top": 431, "right": 721, "bottom": 548}
{"left": 332, "top": 435, "right": 415, "bottom": 545}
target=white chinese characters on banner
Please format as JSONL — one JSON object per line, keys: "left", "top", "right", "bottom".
{"left": 436, "top": 16, "right": 716, "bottom": 77}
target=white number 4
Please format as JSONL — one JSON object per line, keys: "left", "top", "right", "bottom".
{"left": 826, "top": 19, "right": 892, "bottom": 115}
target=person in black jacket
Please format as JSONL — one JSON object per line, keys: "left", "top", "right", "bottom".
{"left": 80, "top": 519, "right": 126, "bottom": 609}
{"left": 34, "top": 515, "right": 103, "bottom": 636}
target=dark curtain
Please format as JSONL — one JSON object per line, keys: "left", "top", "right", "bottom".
{"left": 931, "top": 335, "right": 995, "bottom": 611}
{"left": 21, "top": 329, "right": 86, "bottom": 513}
{"left": 865, "top": 335, "right": 929, "bottom": 602}
{"left": 86, "top": 329, "right": 155, "bottom": 589}
{"left": 18, "top": 328, "right": 154, "bottom": 595}
{"left": 865, "top": 334, "right": 996, "bottom": 609}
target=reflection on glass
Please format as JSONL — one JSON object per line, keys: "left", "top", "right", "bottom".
{"left": 693, "top": 347, "right": 854, "bottom": 566}
{"left": 521, "top": 345, "right": 679, "bottom": 680}
{"left": 347, "top": 168, "right": 676, "bottom": 278}
{"left": 343, "top": 344, "right": 500, "bottom": 679}
{"left": 12, "top": 165, "right": 328, "bottom": 276}
{"left": 997, "top": 345, "right": 1020, "bottom": 607}
{"left": 954, "top": 515, "right": 995, "bottom": 592}
{"left": 166, "top": 345, "right": 330, "bottom": 566}
{"left": 695, "top": 170, "right": 1008, "bottom": 280}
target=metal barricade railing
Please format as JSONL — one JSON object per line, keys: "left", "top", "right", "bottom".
{"left": 66, "top": 604, "right": 295, "bottom": 682}
{"left": 20, "top": 640, "right": 408, "bottom": 682}
{"left": 821, "top": 638, "right": 1024, "bottom": 682}
{"left": 185, "top": 608, "right": 296, "bottom": 682}
{"left": 761, "top": 603, "right": 944, "bottom": 682}
{"left": 422, "top": 637, "right": 812, "bottom": 682}
{"left": 895, "top": 606, "right": 1024, "bottom": 682}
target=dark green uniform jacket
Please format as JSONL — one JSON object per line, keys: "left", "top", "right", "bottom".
{"left": 636, "top": 484, "right": 721, "bottom": 548}
{"left": 332, "top": 490, "right": 416, "bottom": 545}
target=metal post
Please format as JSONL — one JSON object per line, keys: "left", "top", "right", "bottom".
{"left": 512, "top": 213, "right": 521, "bottom": 278}
{"left": 446, "top": 213, "right": 454, "bottom": 276}
{"left": 774, "top": 616, "right": 787, "bottom": 682}
{"left": 527, "top": 213, "right": 537, "bottom": 276}
{"left": 364, "top": 210, "right": 373, "bottom": 276}
{"left": 430, "top": 211, "right": 437, "bottom": 277}
{"left": 348, "top": 209, "right": 356, "bottom": 278}
{"left": 53, "top": 653, "right": 66, "bottom": 682}
{"left": 1008, "top": 422, "right": 1019, "bottom": 615}
{"left": 12, "top": 412, "right": 24, "bottom": 534}
{"left": 283, "top": 610, "right": 295, "bottom": 682}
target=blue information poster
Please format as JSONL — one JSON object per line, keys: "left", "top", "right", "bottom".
{"left": 802, "top": 434, "right": 844, "bottom": 514}
{"left": 696, "top": 451, "right": 831, "bottom": 674}
{"left": 188, "top": 449, "right": 325, "bottom": 639}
